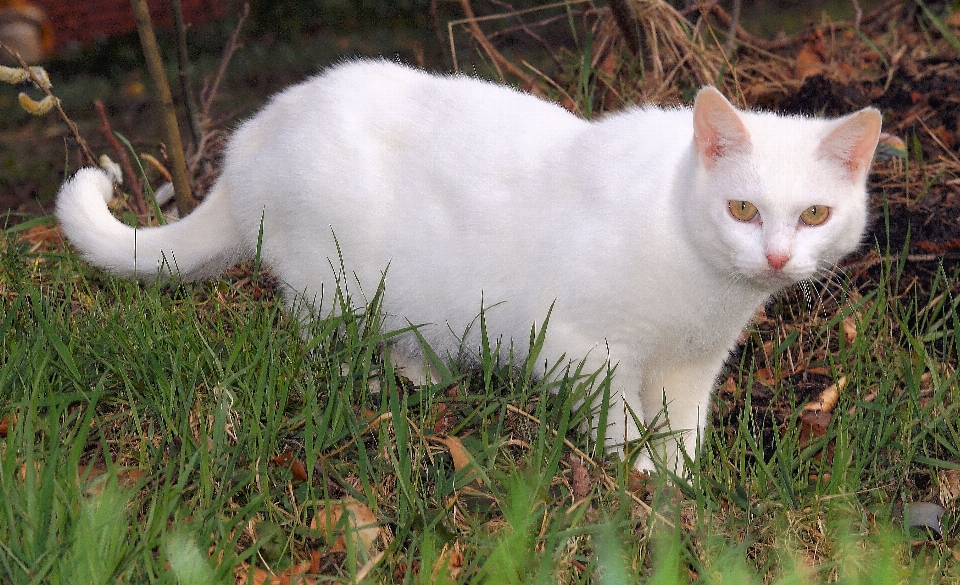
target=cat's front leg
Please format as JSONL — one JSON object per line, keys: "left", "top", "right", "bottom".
{"left": 639, "top": 356, "right": 728, "bottom": 475}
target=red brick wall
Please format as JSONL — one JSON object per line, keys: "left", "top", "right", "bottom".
{"left": 33, "top": 0, "right": 231, "bottom": 53}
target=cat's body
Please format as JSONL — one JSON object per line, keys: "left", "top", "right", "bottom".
{"left": 56, "top": 60, "right": 882, "bottom": 473}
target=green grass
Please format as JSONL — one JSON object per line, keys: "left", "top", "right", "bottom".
{"left": 0, "top": 212, "right": 957, "bottom": 583}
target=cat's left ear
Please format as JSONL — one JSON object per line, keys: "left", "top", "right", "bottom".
{"left": 818, "top": 107, "right": 882, "bottom": 183}
{"left": 693, "top": 86, "right": 751, "bottom": 169}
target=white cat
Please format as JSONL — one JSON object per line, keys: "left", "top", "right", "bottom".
{"left": 56, "top": 60, "right": 881, "bottom": 474}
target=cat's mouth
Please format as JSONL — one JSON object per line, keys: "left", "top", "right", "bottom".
{"left": 755, "top": 267, "right": 801, "bottom": 289}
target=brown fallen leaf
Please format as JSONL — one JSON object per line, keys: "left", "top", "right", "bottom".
{"left": 272, "top": 451, "right": 294, "bottom": 467}
{"left": 795, "top": 28, "right": 827, "bottom": 80}
{"left": 290, "top": 459, "right": 308, "bottom": 483}
{"left": 570, "top": 453, "right": 591, "bottom": 501}
{"left": 311, "top": 499, "right": 382, "bottom": 558}
{"left": 797, "top": 409, "right": 833, "bottom": 463}
{"left": 78, "top": 465, "right": 145, "bottom": 496}
{"left": 939, "top": 469, "right": 960, "bottom": 507}
{"left": 842, "top": 315, "right": 858, "bottom": 344}
{"left": 431, "top": 541, "right": 465, "bottom": 582}
{"left": 802, "top": 376, "right": 846, "bottom": 415}
{"left": 432, "top": 403, "right": 456, "bottom": 436}
{"left": 272, "top": 450, "right": 308, "bottom": 483}
{"left": 797, "top": 378, "right": 846, "bottom": 464}
{"left": 237, "top": 563, "right": 316, "bottom": 585}
{"left": 432, "top": 435, "right": 481, "bottom": 485}
{"left": 20, "top": 224, "right": 61, "bottom": 248}
{"left": 755, "top": 367, "right": 778, "bottom": 387}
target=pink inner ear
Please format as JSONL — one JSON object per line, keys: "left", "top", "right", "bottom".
{"left": 693, "top": 87, "right": 751, "bottom": 169}
{"left": 819, "top": 108, "right": 883, "bottom": 182}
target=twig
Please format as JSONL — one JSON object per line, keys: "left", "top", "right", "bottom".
{"left": 130, "top": 0, "right": 195, "bottom": 216}
{"left": 453, "top": 0, "right": 537, "bottom": 88}
{"left": 0, "top": 42, "right": 97, "bottom": 167}
{"left": 200, "top": 3, "right": 248, "bottom": 124}
{"left": 94, "top": 99, "right": 147, "bottom": 215}
{"left": 169, "top": 0, "right": 202, "bottom": 150}
{"left": 189, "top": 3, "right": 248, "bottom": 175}
{"left": 724, "top": 0, "right": 742, "bottom": 58}
{"left": 608, "top": 0, "right": 641, "bottom": 55}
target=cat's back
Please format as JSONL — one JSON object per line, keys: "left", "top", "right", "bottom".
{"left": 227, "top": 60, "right": 585, "bottom": 168}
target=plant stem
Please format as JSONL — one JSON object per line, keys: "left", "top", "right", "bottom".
{"left": 129, "top": 0, "right": 195, "bottom": 216}
{"left": 169, "top": 0, "right": 202, "bottom": 150}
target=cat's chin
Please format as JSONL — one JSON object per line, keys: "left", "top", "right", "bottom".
{"left": 751, "top": 270, "right": 802, "bottom": 291}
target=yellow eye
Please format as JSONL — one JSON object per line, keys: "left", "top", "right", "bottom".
{"left": 799, "top": 205, "right": 830, "bottom": 226}
{"left": 728, "top": 200, "right": 759, "bottom": 222}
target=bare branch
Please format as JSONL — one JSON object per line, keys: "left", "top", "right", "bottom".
{"left": 94, "top": 99, "right": 147, "bottom": 216}
{"left": 130, "top": 0, "right": 194, "bottom": 216}
{"left": 169, "top": 0, "right": 202, "bottom": 150}
{"left": 608, "top": 0, "right": 641, "bottom": 55}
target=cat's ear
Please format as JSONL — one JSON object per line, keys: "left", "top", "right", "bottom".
{"left": 693, "top": 86, "right": 751, "bottom": 169}
{"left": 818, "top": 107, "right": 882, "bottom": 183}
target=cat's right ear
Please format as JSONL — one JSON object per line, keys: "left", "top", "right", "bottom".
{"left": 693, "top": 87, "right": 751, "bottom": 169}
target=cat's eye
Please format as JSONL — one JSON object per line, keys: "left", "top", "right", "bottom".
{"left": 799, "top": 205, "right": 830, "bottom": 226}
{"left": 728, "top": 200, "right": 758, "bottom": 222}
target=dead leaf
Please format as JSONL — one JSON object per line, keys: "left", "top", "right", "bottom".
{"left": 798, "top": 409, "right": 833, "bottom": 463}
{"left": 627, "top": 469, "right": 655, "bottom": 495}
{"left": 431, "top": 541, "right": 465, "bottom": 581}
{"left": 755, "top": 367, "right": 778, "bottom": 387}
{"left": 848, "top": 386, "right": 878, "bottom": 415}
{"left": 720, "top": 376, "right": 738, "bottom": 397}
{"left": 797, "top": 378, "right": 842, "bottom": 463}
{"left": 932, "top": 124, "right": 957, "bottom": 149}
{"left": 842, "top": 315, "right": 858, "bottom": 344}
{"left": 433, "top": 385, "right": 461, "bottom": 435}
{"left": 272, "top": 450, "right": 308, "bottom": 483}
{"left": 290, "top": 459, "right": 308, "bottom": 482}
{"left": 939, "top": 469, "right": 960, "bottom": 506}
{"left": 433, "top": 403, "right": 457, "bottom": 436}
{"left": 570, "top": 454, "right": 590, "bottom": 501}
{"left": 432, "top": 435, "right": 481, "bottom": 485}
{"left": 21, "top": 224, "right": 60, "bottom": 246}
{"left": 311, "top": 499, "right": 381, "bottom": 558}
{"left": 795, "top": 28, "right": 827, "bottom": 80}
{"left": 802, "top": 376, "right": 846, "bottom": 415}
{"left": 237, "top": 563, "right": 316, "bottom": 585}
{"left": 78, "top": 465, "right": 145, "bottom": 496}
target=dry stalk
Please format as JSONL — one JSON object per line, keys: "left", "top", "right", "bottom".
{"left": 608, "top": 0, "right": 641, "bottom": 55}
{"left": 190, "top": 3, "right": 249, "bottom": 176}
{"left": 169, "top": 0, "right": 203, "bottom": 150}
{"left": 94, "top": 99, "right": 147, "bottom": 215}
{"left": 451, "top": 0, "right": 538, "bottom": 88}
{"left": 130, "top": 0, "right": 195, "bottom": 216}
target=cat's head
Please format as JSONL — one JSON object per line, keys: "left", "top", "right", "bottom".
{"left": 687, "top": 87, "right": 882, "bottom": 291}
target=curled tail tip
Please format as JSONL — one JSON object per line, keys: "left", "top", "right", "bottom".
{"left": 57, "top": 166, "right": 116, "bottom": 209}
{"left": 55, "top": 166, "right": 126, "bottom": 251}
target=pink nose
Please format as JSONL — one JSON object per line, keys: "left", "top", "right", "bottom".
{"left": 766, "top": 253, "right": 790, "bottom": 270}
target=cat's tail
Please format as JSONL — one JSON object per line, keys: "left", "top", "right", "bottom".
{"left": 56, "top": 167, "right": 246, "bottom": 282}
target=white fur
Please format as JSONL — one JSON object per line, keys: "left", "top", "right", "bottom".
{"left": 55, "top": 60, "right": 881, "bottom": 474}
